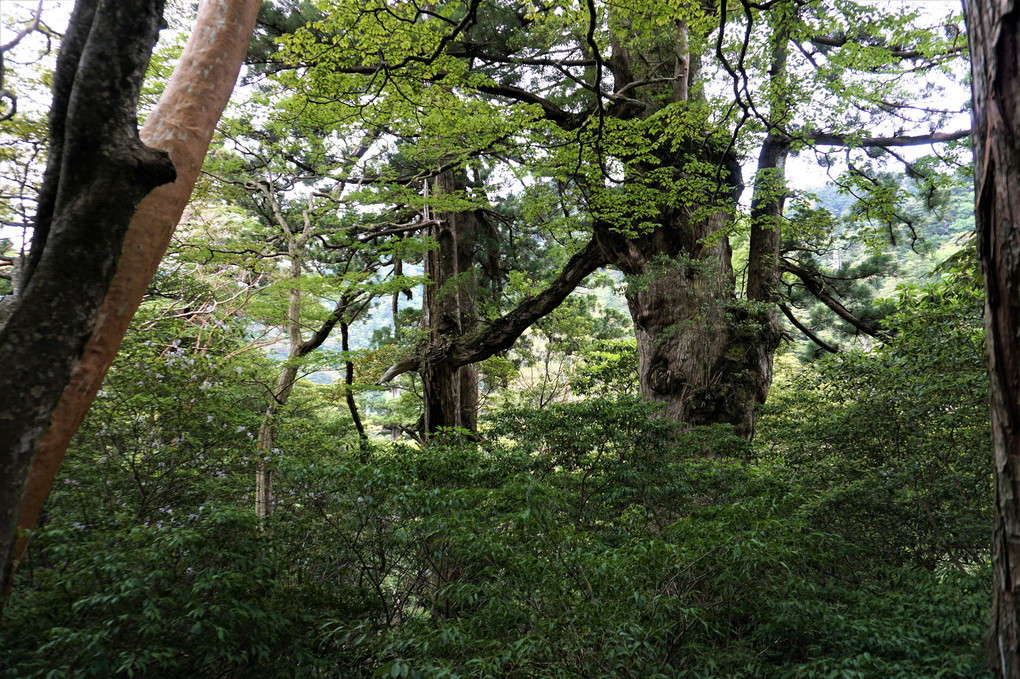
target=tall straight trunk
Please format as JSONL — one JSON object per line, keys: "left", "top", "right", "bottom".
{"left": 964, "top": 1, "right": 1020, "bottom": 676}
{"left": 0, "top": 0, "right": 261, "bottom": 599}
{"left": 256, "top": 200, "right": 309, "bottom": 519}
{"left": 420, "top": 170, "right": 485, "bottom": 436}
{"left": 741, "top": 133, "right": 789, "bottom": 433}
{"left": 739, "top": 15, "right": 791, "bottom": 434}
{"left": 255, "top": 363, "right": 298, "bottom": 519}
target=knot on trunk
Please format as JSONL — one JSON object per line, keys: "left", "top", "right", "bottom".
{"left": 647, "top": 351, "right": 687, "bottom": 395}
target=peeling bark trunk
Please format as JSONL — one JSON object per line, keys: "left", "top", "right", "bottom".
{"left": 421, "top": 171, "right": 484, "bottom": 436}
{"left": 0, "top": 0, "right": 176, "bottom": 596}
{"left": 964, "top": 1, "right": 1020, "bottom": 676}
{"left": 1, "top": 0, "right": 261, "bottom": 598}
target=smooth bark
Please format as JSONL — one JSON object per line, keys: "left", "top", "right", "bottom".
{"left": 2, "top": 0, "right": 261, "bottom": 597}
{"left": 1, "top": 0, "right": 176, "bottom": 598}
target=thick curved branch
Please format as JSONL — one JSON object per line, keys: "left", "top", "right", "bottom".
{"left": 781, "top": 261, "right": 885, "bottom": 338}
{"left": 378, "top": 356, "right": 421, "bottom": 384}
{"left": 809, "top": 34, "right": 965, "bottom": 60}
{"left": 450, "top": 238, "right": 606, "bottom": 365}
{"left": 806, "top": 129, "right": 970, "bottom": 148}
{"left": 779, "top": 303, "right": 839, "bottom": 353}
{"left": 447, "top": 46, "right": 594, "bottom": 69}
{"left": 297, "top": 296, "right": 353, "bottom": 357}
{"left": 378, "top": 237, "right": 608, "bottom": 383}
{"left": 475, "top": 82, "right": 590, "bottom": 129}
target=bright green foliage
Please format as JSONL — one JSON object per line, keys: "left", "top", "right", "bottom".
{"left": 0, "top": 250, "right": 993, "bottom": 678}
{"left": 4, "top": 389, "right": 991, "bottom": 677}
{"left": 504, "top": 293, "right": 630, "bottom": 408}
{"left": 569, "top": 337, "right": 639, "bottom": 397}
{"left": 0, "top": 2, "right": 992, "bottom": 677}
{"left": 760, "top": 279, "right": 990, "bottom": 569}
{"left": 0, "top": 295, "right": 352, "bottom": 677}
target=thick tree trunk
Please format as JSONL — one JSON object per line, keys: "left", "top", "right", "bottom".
{"left": 964, "top": 1, "right": 1020, "bottom": 676}
{"left": 598, "top": 19, "right": 779, "bottom": 439}
{"left": 0, "top": 0, "right": 176, "bottom": 596}
{"left": 743, "top": 133, "right": 790, "bottom": 432}
{"left": 420, "top": 171, "right": 485, "bottom": 436}
{"left": 1, "top": 0, "right": 261, "bottom": 598}
{"left": 596, "top": 191, "right": 777, "bottom": 439}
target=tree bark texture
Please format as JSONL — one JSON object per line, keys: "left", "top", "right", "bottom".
{"left": 599, "top": 23, "right": 777, "bottom": 439}
{"left": 0, "top": 0, "right": 175, "bottom": 597}
{"left": 256, "top": 208, "right": 307, "bottom": 520}
{"left": 965, "top": 1, "right": 1020, "bottom": 676}
{"left": 1, "top": 0, "right": 261, "bottom": 597}
{"left": 254, "top": 198, "right": 364, "bottom": 516}
{"left": 255, "top": 363, "right": 298, "bottom": 520}
{"left": 595, "top": 188, "right": 776, "bottom": 440}
{"left": 420, "top": 171, "right": 487, "bottom": 435}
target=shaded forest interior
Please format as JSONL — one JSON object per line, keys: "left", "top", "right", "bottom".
{"left": 0, "top": 0, "right": 1000, "bottom": 677}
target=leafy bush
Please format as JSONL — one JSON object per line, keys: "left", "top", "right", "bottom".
{"left": 759, "top": 282, "right": 991, "bottom": 569}
{"left": 2, "top": 348, "right": 991, "bottom": 678}
{"left": 2, "top": 506, "right": 343, "bottom": 678}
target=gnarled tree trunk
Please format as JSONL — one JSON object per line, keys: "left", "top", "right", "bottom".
{"left": 597, "top": 193, "right": 778, "bottom": 439}
{"left": 597, "top": 17, "right": 780, "bottom": 439}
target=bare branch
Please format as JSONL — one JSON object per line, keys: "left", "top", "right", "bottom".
{"left": 475, "top": 82, "right": 589, "bottom": 129}
{"left": 378, "top": 356, "right": 421, "bottom": 384}
{"left": 378, "top": 237, "right": 608, "bottom": 383}
{"left": 809, "top": 34, "right": 965, "bottom": 60}
{"left": 781, "top": 261, "right": 886, "bottom": 338}
{"left": 806, "top": 129, "right": 970, "bottom": 148}
{"left": 779, "top": 303, "right": 839, "bottom": 353}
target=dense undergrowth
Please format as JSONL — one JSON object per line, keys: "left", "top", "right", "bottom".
{"left": 1, "top": 282, "right": 993, "bottom": 678}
